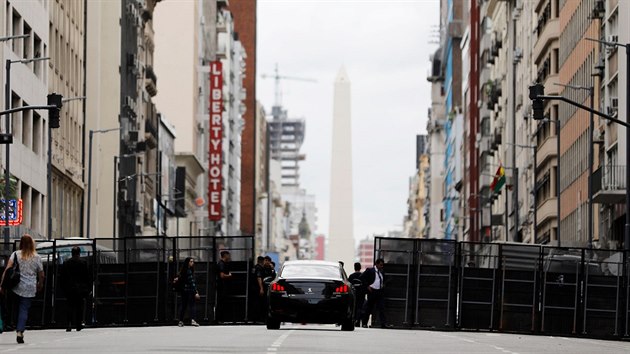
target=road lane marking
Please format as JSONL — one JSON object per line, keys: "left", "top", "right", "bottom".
{"left": 267, "top": 330, "right": 294, "bottom": 353}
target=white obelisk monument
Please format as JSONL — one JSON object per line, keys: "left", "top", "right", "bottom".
{"left": 327, "top": 66, "right": 355, "bottom": 272}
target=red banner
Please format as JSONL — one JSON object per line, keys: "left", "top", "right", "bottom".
{"left": 208, "top": 61, "right": 223, "bottom": 221}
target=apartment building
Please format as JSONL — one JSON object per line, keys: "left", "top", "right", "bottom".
{"left": 426, "top": 47, "right": 446, "bottom": 239}
{"left": 557, "top": 0, "right": 602, "bottom": 247}
{"left": 592, "top": 0, "right": 626, "bottom": 248}
{"left": 0, "top": 1, "right": 49, "bottom": 240}
{"left": 153, "top": 0, "right": 216, "bottom": 240}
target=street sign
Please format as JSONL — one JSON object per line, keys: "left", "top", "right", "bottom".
{"left": 0, "top": 199, "right": 23, "bottom": 225}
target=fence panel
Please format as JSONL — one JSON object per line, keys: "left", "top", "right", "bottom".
{"left": 499, "top": 244, "right": 541, "bottom": 333}
{"left": 540, "top": 247, "right": 582, "bottom": 335}
{"left": 213, "top": 236, "right": 254, "bottom": 323}
{"left": 459, "top": 242, "right": 499, "bottom": 330}
{"left": 374, "top": 238, "right": 416, "bottom": 328}
{"left": 414, "top": 240, "right": 457, "bottom": 329}
{"left": 582, "top": 249, "right": 623, "bottom": 337}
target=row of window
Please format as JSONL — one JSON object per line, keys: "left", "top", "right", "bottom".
{"left": 559, "top": 201, "right": 588, "bottom": 244}
{"left": 559, "top": 130, "right": 588, "bottom": 192}
{"left": 6, "top": 4, "right": 46, "bottom": 79}
{"left": 558, "top": 0, "right": 596, "bottom": 68}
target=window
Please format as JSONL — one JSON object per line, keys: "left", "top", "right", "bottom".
{"left": 33, "top": 112, "right": 41, "bottom": 155}
{"left": 23, "top": 22, "right": 31, "bottom": 60}
{"left": 22, "top": 104, "right": 31, "bottom": 148}
{"left": 12, "top": 10, "right": 21, "bottom": 54}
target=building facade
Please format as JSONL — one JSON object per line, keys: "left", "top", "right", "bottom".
{"left": 0, "top": 1, "right": 49, "bottom": 240}
{"left": 229, "top": 0, "right": 258, "bottom": 238}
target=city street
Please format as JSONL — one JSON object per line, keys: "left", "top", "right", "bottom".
{"left": 0, "top": 325, "right": 628, "bottom": 353}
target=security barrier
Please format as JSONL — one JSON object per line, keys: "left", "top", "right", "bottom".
{"left": 373, "top": 237, "right": 630, "bottom": 339}
{"left": 0, "top": 236, "right": 254, "bottom": 329}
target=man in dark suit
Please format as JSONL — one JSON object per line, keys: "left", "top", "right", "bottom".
{"left": 348, "top": 262, "right": 364, "bottom": 327}
{"left": 359, "top": 258, "right": 387, "bottom": 328}
{"left": 61, "top": 247, "right": 92, "bottom": 332}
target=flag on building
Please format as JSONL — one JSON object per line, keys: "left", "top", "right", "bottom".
{"left": 490, "top": 164, "right": 506, "bottom": 193}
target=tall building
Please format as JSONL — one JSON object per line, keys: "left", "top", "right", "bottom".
{"left": 592, "top": 0, "right": 626, "bottom": 249}
{"left": 327, "top": 66, "right": 354, "bottom": 270}
{"left": 86, "top": 0, "right": 122, "bottom": 241}
{"left": 558, "top": 1, "right": 602, "bottom": 247}
{"left": 268, "top": 106, "right": 305, "bottom": 188}
{"left": 0, "top": 1, "right": 50, "bottom": 240}
{"left": 530, "top": 0, "right": 562, "bottom": 245}
{"left": 441, "top": 0, "right": 465, "bottom": 241}
{"left": 116, "top": 0, "right": 162, "bottom": 239}
{"left": 153, "top": 0, "right": 218, "bottom": 239}
{"left": 426, "top": 48, "right": 446, "bottom": 239}
{"left": 229, "top": 0, "right": 259, "bottom": 238}
{"left": 49, "top": 0, "right": 86, "bottom": 239}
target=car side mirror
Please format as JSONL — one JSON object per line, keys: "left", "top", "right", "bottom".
{"left": 263, "top": 276, "right": 274, "bottom": 286}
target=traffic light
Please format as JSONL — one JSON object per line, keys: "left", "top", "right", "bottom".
{"left": 47, "top": 93, "right": 63, "bottom": 129}
{"left": 529, "top": 83, "right": 545, "bottom": 120}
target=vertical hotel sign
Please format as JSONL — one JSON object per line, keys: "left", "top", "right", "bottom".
{"left": 208, "top": 61, "right": 223, "bottom": 221}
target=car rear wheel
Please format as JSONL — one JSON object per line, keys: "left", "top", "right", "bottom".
{"left": 266, "top": 317, "right": 281, "bottom": 330}
{"left": 341, "top": 318, "right": 355, "bottom": 331}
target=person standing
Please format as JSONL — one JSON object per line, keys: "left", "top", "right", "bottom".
{"left": 0, "top": 235, "right": 44, "bottom": 344}
{"left": 61, "top": 247, "right": 92, "bottom": 332}
{"left": 176, "top": 257, "right": 200, "bottom": 327}
{"left": 251, "top": 256, "right": 265, "bottom": 323}
{"left": 216, "top": 251, "right": 232, "bottom": 323}
{"left": 360, "top": 258, "right": 387, "bottom": 328}
{"left": 348, "top": 262, "right": 364, "bottom": 327}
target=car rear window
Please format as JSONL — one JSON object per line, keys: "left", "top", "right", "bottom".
{"left": 280, "top": 264, "right": 341, "bottom": 279}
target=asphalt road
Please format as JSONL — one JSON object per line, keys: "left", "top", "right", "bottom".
{"left": 0, "top": 325, "right": 628, "bottom": 353}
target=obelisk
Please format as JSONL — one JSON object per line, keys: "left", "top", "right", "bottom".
{"left": 327, "top": 66, "right": 355, "bottom": 272}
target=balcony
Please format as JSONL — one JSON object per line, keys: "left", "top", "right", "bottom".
{"left": 536, "top": 197, "right": 557, "bottom": 226}
{"left": 533, "top": 6, "right": 558, "bottom": 63}
{"left": 593, "top": 165, "right": 626, "bottom": 204}
{"left": 536, "top": 135, "right": 557, "bottom": 168}
{"left": 145, "top": 65, "right": 157, "bottom": 97}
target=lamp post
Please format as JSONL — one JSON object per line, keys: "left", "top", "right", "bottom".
{"left": 554, "top": 82, "right": 595, "bottom": 249}
{"left": 86, "top": 127, "right": 120, "bottom": 239}
{"left": 3, "top": 55, "right": 49, "bottom": 243}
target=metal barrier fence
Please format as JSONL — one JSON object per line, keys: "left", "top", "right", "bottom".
{"left": 374, "top": 237, "right": 630, "bottom": 339}
{"left": 0, "top": 235, "right": 254, "bottom": 329}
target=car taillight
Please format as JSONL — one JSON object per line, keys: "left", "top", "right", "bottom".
{"left": 271, "top": 283, "right": 285, "bottom": 292}
{"left": 334, "top": 285, "right": 349, "bottom": 294}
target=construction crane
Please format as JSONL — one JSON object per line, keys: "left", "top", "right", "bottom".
{"left": 260, "top": 63, "right": 317, "bottom": 107}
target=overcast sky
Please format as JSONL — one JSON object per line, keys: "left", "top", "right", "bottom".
{"left": 257, "top": 0, "right": 440, "bottom": 244}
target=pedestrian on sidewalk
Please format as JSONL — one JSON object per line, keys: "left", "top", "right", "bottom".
{"left": 175, "top": 257, "right": 200, "bottom": 327}
{"left": 360, "top": 258, "right": 387, "bottom": 328}
{"left": 0, "top": 234, "right": 44, "bottom": 344}
{"left": 61, "top": 246, "right": 92, "bottom": 332}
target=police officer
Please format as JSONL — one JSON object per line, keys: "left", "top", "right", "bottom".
{"left": 216, "top": 251, "right": 233, "bottom": 323}
{"left": 252, "top": 256, "right": 265, "bottom": 323}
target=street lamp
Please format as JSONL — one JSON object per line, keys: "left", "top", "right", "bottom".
{"left": 554, "top": 82, "right": 595, "bottom": 249}
{"left": 3, "top": 55, "right": 50, "bottom": 243}
{"left": 86, "top": 127, "right": 119, "bottom": 239}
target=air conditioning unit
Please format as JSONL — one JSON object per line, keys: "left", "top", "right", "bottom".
{"left": 610, "top": 97, "right": 618, "bottom": 109}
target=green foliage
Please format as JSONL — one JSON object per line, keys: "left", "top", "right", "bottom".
{"left": 0, "top": 174, "right": 18, "bottom": 200}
